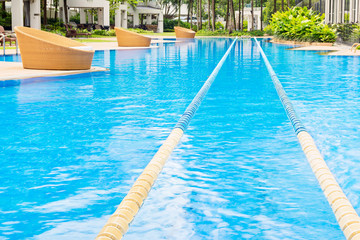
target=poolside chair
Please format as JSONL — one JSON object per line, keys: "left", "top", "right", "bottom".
{"left": 0, "top": 25, "right": 16, "bottom": 46}
{"left": 114, "top": 27, "right": 151, "bottom": 47}
{"left": 174, "top": 26, "right": 196, "bottom": 39}
{"left": 15, "top": 26, "right": 94, "bottom": 70}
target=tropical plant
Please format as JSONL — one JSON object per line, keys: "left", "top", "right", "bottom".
{"left": 92, "top": 29, "right": 117, "bottom": 36}
{"left": 0, "top": 9, "right": 11, "bottom": 28}
{"left": 263, "top": 0, "right": 295, "bottom": 23}
{"left": 268, "top": 7, "right": 336, "bottom": 42}
{"left": 333, "top": 23, "right": 356, "bottom": 42}
{"left": 230, "top": 29, "right": 264, "bottom": 36}
{"left": 164, "top": 19, "right": 194, "bottom": 31}
{"left": 70, "top": 13, "right": 80, "bottom": 24}
{"left": 196, "top": 29, "right": 229, "bottom": 35}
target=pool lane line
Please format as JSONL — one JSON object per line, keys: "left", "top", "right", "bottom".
{"left": 96, "top": 37, "right": 238, "bottom": 240}
{"left": 254, "top": 38, "right": 360, "bottom": 240}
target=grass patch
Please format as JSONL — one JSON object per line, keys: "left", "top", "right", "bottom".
{"left": 3, "top": 46, "right": 16, "bottom": 50}
{"left": 75, "top": 38, "right": 117, "bottom": 43}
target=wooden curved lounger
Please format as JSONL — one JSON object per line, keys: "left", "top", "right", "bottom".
{"left": 114, "top": 27, "right": 151, "bottom": 47}
{"left": 15, "top": 26, "right": 94, "bottom": 70}
{"left": 174, "top": 26, "right": 196, "bottom": 38}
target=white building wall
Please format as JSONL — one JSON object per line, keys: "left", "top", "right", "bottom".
{"left": 11, "top": 0, "right": 24, "bottom": 31}
{"left": 62, "top": 0, "right": 110, "bottom": 27}
{"left": 30, "top": 0, "right": 41, "bottom": 29}
{"left": 235, "top": 8, "right": 262, "bottom": 30}
{"left": 325, "top": 0, "right": 360, "bottom": 24}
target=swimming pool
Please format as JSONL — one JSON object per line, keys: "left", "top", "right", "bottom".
{"left": 0, "top": 38, "right": 359, "bottom": 239}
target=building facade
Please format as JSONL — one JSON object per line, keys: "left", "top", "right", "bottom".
{"left": 7, "top": 0, "right": 164, "bottom": 33}
{"left": 324, "top": 0, "right": 360, "bottom": 23}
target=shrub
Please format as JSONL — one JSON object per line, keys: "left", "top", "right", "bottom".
{"left": 0, "top": 11, "right": 11, "bottom": 28}
{"left": 92, "top": 29, "right": 107, "bottom": 36}
{"left": 127, "top": 28, "right": 153, "bottom": 34}
{"left": 333, "top": 23, "right": 356, "bottom": 42}
{"left": 164, "top": 19, "right": 198, "bottom": 32}
{"left": 268, "top": 7, "right": 336, "bottom": 42}
{"left": 196, "top": 29, "right": 229, "bottom": 36}
{"left": 70, "top": 13, "right": 80, "bottom": 24}
{"left": 264, "top": 25, "right": 273, "bottom": 35}
{"left": 351, "top": 25, "right": 360, "bottom": 42}
{"left": 215, "top": 22, "right": 225, "bottom": 30}
{"left": 230, "top": 30, "right": 265, "bottom": 36}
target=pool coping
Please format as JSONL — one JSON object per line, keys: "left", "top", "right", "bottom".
{"left": 0, "top": 62, "right": 108, "bottom": 82}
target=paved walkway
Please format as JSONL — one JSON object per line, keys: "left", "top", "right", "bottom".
{"left": 290, "top": 44, "right": 360, "bottom": 56}
{"left": 0, "top": 62, "right": 107, "bottom": 81}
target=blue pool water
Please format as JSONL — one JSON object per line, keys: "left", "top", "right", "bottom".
{"left": 0, "top": 38, "right": 359, "bottom": 239}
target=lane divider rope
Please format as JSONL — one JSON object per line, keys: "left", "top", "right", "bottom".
{"left": 96, "top": 37, "right": 238, "bottom": 240}
{"left": 254, "top": 37, "right": 360, "bottom": 240}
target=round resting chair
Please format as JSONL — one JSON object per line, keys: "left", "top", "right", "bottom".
{"left": 174, "top": 27, "right": 196, "bottom": 39}
{"left": 15, "top": 26, "right": 94, "bottom": 70}
{"left": 114, "top": 27, "right": 151, "bottom": 47}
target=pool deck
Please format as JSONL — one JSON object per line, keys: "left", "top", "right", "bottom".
{"left": 291, "top": 45, "right": 360, "bottom": 56}
{"left": 270, "top": 40, "right": 360, "bottom": 56}
{"left": 0, "top": 62, "right": 107, "bottom": 82}
{"left": 1, "top": 38, "right": 177, "bottom": 55}
{"left": 0, "top": 37, "right": 175, "bottom": 82}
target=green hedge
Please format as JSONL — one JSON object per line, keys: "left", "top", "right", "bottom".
{"left": 164, "top": 19, "right": 225, "bottom": 32}
{"left": 0, "top": 11, "right": 11, "bottom": 28}
{"left": 196, "top": 29, "right": 264, "bottom": 36}
{"left": 92, "top": 29, "right": 116, "bottom": 36}
{"left": 164, "top": 19, "right": 194, "bottom": 32}
{"left": 268, "top": 7, "right": 336, "bottom": 43}
{"left": 196, "top": 29, "right": 229, "bottom": 36}
{"left": 230, "top": 30, "right": 264, "bottom": 36}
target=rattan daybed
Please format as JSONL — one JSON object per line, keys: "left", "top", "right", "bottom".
{"left": 114, "top": 27, "right": 151, "bottom": 47}
{"left": 174, "top": 26, "right": 196, "bottom": 38}
{"left": 15, "top": 26, "right": 94, "bottom": 70}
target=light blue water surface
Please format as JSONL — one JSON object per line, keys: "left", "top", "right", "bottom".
{"left": 0, "top": 38, "right": 357, "bottom": 240}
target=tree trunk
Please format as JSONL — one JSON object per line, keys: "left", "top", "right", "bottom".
{"left": 187, "top": 0, "right": 191, "bottom": 22}
{"left": 281, "top": 0, "right": 284, "bottom": 11}
{"left": 211, "top": 0, "right": 215, "bottom": 30}
{"left": 260, "top": 0, "right": 263, "bottom": 30}
{"left": 251, "top": 0, "right": 254, "bottom": 30}
{"left": 64, "top": 0, "right": 68, "bottom": 24}
{"left": 191, "top": 0, "right": 193, "bottom": 28}
{"left": 309, "top": 0, "right": 312, "bottom": 8}
{"left": 274, "top": 0, "right": 276, "bottom": 14}
{"left": 55, "top": 0, "right": 58, "bottom": 20}
{"left": 230, "top": 0, "right": 236, "bottom": 31}
{"left": 197, "top": 0, "right": 200, "bottom": 29}
{"left": 225, "top": 0, "right": 229, "bottom": 29}
{"left": 178, "top": 0, "right": 181, "bottom": 26}
{"left": 237, "top": 0, "right": 241, "bottom": 30}
{"left": 208, "top": 0, "right": 211, "bottom": 29}
{"left": 43, "top": 0, "right": 47, "bottom": 25}
{"left": 287, "top": 0, "right": 290, "bottom": 8}
{"left": 199, "top": 0, "right": 202, "bottom": 30}
{"left": 241, "top": 0, "right": 244, "bottom": 30}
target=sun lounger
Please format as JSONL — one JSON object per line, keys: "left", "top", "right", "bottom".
{"left": 114, "top": 27, "right": 151, "bottom": 47}
{"left": 174, "top": 26, "right": 196, "bottom": 38}
{"left": 15, "top": 26, "right": 94, "bottom": 70}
